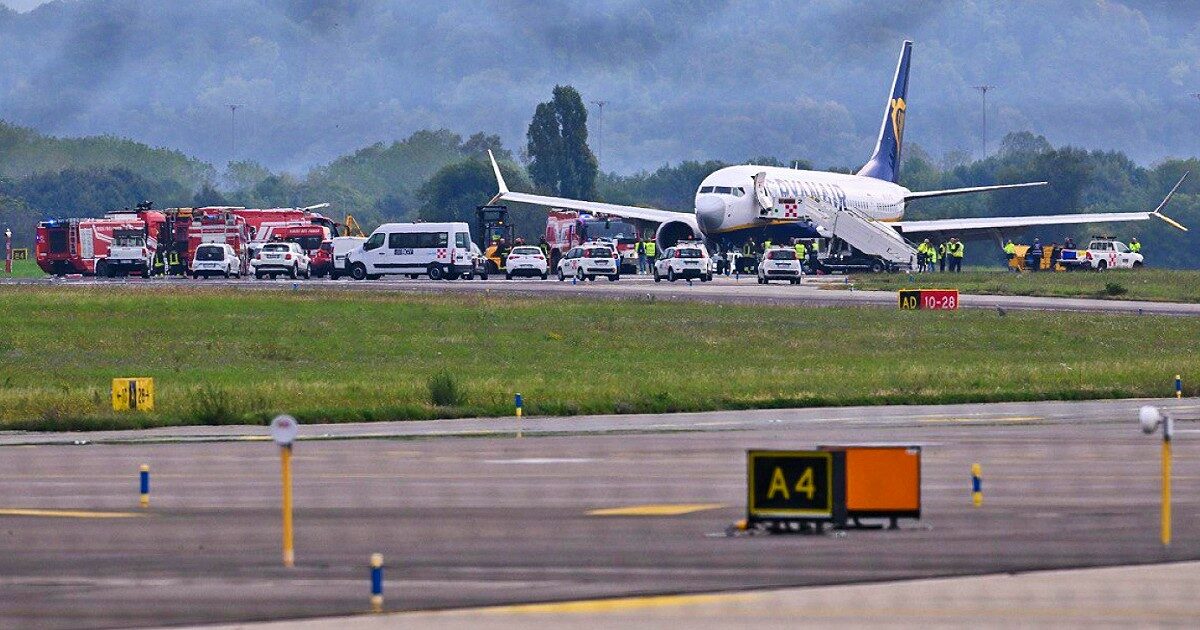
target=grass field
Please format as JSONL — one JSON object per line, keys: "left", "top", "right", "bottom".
{"left": 2, "top": 259, "right": 43, "bottom": 278}
{"left": 849, "top": 269, "right": 1200, "bottom": 303}
{"left": 0, "top": 286, "right": 1196, "bottom": 431}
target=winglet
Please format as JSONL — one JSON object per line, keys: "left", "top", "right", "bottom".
{"left": 1151, "top": 171, "right": 1189, "bottom": 232}
{"left": 488, "top": 150, "right": 509, "bottom": 195}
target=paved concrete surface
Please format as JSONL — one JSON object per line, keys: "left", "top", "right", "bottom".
{"left": 5, "top": 274, "right": 1199, "bottom": 316}
{"left": 223, "top": 561, "right": 1200, "bottom": 629}
{"left": 1, "top": 398, "right": 1198, "bottom": 628}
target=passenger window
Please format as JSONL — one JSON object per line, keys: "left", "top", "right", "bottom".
{"left": 456, "top": 232, "right": 469, "bottom": 248}
{"left": 388, "top": 233, "right": 405, "bottom": 249}
{"left": 364, "top": 233, "right": 384, "bottom": 251}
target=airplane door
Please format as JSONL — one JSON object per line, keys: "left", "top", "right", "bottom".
{"left": 753, "top": 172, "right": 772, "bottom": 211}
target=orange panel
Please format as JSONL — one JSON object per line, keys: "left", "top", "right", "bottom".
{"left": 844, "top": 448, "right": 920, "bottom": 511}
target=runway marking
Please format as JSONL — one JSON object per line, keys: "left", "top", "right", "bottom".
{"left": 0, "top": 508, "right": 145, "bottom": 519}
{"left": 587, "top": 503, "right": 725, "bottom": 517}
{"left": 484, "top": 456, "right": 597, "bottom": 460}
{"left": 480, "top": 591, "right": 759, "bottom": 614}
{"left": 920, "top": 416, "right": 1042, "bottom": 424}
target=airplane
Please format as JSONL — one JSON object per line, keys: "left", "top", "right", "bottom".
{"left": 487, "top": 40, "right": 1187, "bottom": 262}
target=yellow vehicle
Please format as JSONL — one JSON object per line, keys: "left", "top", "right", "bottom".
{"left": 343, "top": 214, "right": 366, "bottom": 238}
{"left": 1007, "top": 244, "right": 1064, "bottom": 272}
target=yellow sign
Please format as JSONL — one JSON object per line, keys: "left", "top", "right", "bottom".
{"left": 112, "top": 378, "right": 154, "bottom": 411}
{"left": 12, "top": 248, "right": 28, "bottom": 261}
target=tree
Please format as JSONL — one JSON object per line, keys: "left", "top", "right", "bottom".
{"left": 525, "top": 85, "right": 598, "bottom": 199}
{"left": 416, "top": 158, "right": 538, "bottom": 236}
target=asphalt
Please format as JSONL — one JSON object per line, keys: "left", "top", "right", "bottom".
{"left": 5, "top": 274, "right": 1199, "bottom": 316}
{"left": 1, "top": 398, "right": 1198, "bottom": 628}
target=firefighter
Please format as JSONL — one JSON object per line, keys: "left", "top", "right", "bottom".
{"left": 152, "top": 251, "right": 165, "bottom": 277}
{"left": 167, "top": 249, "right": 181, "bottom": 276}
{"left": 644, "top": 238, "right": 657, "bottom": 271}
{"left": 635, "top": 238, "right": 647, "bottom": 274}
{"left": 1129, "top": 237, "right": 1141, "bottom": 254}
{"left": 538, "top": 237, "right": 550, "bottom": 258}
{"left": 794, "top": 239, "right": 807, "bottom": 260}
{"left": 917, "top": 239, "right": 931, "bottom": 272}
{"left": 947, "top": 238, "right": 965, "bottom": 273}
{"left": 937, "top": 241, "right": 947, "bottom": 272}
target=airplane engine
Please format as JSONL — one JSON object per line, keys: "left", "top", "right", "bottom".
{"left": 655, "top": 220, "right": 698, "bottom": 250}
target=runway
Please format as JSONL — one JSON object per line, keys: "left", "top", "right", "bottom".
{"left": 5, "top": 274, "right": 1200, "bottom": 316}
{"left": 0, "top": 398, "right": 1197, "bottom": 628}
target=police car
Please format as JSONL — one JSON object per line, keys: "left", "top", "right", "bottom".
{"left": 757, "top": 247, "right": 802, "bottom": 284}
{"left": 505, "top": 245, "right": 549, "bottom": 279}
{"left": 653, "top": 243, "right": 712, "bottom": 282}
{"left": 557, "top": 242, "right": 619, "bottom": 281}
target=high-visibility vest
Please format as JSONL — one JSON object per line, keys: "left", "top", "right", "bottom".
{"left": 644, "top": 242, "right": 656, "bottom": 256}
{"left": 795, "top": 243, "right": 807, "bottom": 256}
{"left": 1003, "top": 242, "right": 1016, "bottom": 255}
{"left": 938, "top": 243, "right": 947, "bottom": 256}
{"left": 168, "top": 251, "right": 180, "bottom": 265}
{"left": 1130, "top": 242, "right": 1141, "bottom": 253}
{"left": 762, "top": 240, "right": 772, "bottom": 251}
{"left": 950, "top": 242, "right": 965, "bottom": 257}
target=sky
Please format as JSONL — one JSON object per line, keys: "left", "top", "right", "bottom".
{"left": 1, "top": 1, "right": 1199, "bottom": 175}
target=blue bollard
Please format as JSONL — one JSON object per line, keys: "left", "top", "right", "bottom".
{"left": 370, "top": 553, "right": 384, "bottom": 612}
{"left": 139, "top": 464, "right": 150, "bottom": 508}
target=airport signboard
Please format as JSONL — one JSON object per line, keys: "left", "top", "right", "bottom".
{"left": 747, "top": 450, "right": 838, "bottom": 521}
{"left": 899, "top": 289, "right": 959, "bottom": 310}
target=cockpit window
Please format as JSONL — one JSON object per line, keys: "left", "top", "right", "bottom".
{"left": 699, "top": 186, "right": 714, "bottom": 193}
{"left": 732, "top": 187, "right": 745, "bottom": 197}
{"left": 714, "top": 186, "right": 732, "bottom": 194}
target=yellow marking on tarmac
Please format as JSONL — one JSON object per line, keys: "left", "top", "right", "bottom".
{"left": 587, "top": 503, "right": 724, "bottom": 517}
{"left": 0, "top": 508, "right": 145, "bottom": 519}
{"left": 481, "top": 592, "right": 759, "bottom": 614}
{"left": 921, "top": 416, "right": 1042, "bottom": 425}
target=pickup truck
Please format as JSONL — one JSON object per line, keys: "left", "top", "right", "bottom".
{"left": 1057, "top": 239, "right": 1143, "bottom": 271}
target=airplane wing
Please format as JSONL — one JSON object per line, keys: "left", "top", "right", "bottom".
{"left": 897, "top": 172, "right": 1189, "bottom": 237}
{"left": 903, "top": 181, "right": 1047, "bottom": 202}
{"left": 486, "top": 151, "right": 698, "bottom": 231}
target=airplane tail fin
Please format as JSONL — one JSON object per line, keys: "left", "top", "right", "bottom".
{"left": 857, "top": 40, "right": 912, "bottom": 183}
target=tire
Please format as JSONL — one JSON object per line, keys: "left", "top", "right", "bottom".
{"left": 350, "top": 263, "right": 368, "bottom": 280}
{"left": 1133, "top": 261, "right": 1144, "bottom": 269}
{"left": 654, "top": 269, "right": 661, "bottom": 283}
{"left": 408, "top": 274, "right": 419, "bottom": 279}
{"left": 576, "top": 268, "right": 586, "bottom": 282}
{"left": 869, "top": 261, "right": 884, "bottom": 273}
{"left": 558, "top": 268, "right": 566, "bottom": 281}
{"left": 1096, "top": 260, "right": 1108, "bottom": 271}
{"left": 330, "top": 271, "right": 341, "bottom": 280}
{"left": 303, "top": 267, "right": 311, "bottom": 279}
{"left": 224, "top": 270, "right": 231, "bottom": 279}
{"left": 541, "top": 272, "right": 548, "bottom": 280}
{"left": 668, "top": 268, "right": 676, "bottom": 282}
{"left": 428, "top": 264, "right": 444, "bottom": 280}
{"left": 608, "top": 274, "right": 619, "bottom": 282}
{"left": 506, "top": 272, "right": 513, "bottom": 280}
{"left": 289, "top": 265, "right": 298, "bottom": 279}
{"left": 255, "top": 272, "right": 264, "bottom": 280}
{"left": 790, "top": 278, "right": 799, "bottom": 285}
{"left": 96, "top": 259, "right": 110, "bottom": 278}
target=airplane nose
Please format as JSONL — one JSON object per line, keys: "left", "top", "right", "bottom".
{"left": 695, "top": 194, "right": 726, "bottom": 232}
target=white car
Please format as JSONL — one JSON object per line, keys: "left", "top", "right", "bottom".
{"left": 758, "top": 247, "right": 803, "bottom": 284}
{"left": 654, "top": 244, "right": 712, "bottom": 282}
{"left": 558, "top": 243, "right": 619, "bottom": 281}
{"left": 190, "top": 243, "right": 243, "bottom": 279}
{"left": 506, "top": 245, "right": 549, "bottom": 279}
{"left": 329, "top": 236, "right": 367, "bottom": 279}
{"left": 253, "top": 242, "right": 310, "bottom": 279}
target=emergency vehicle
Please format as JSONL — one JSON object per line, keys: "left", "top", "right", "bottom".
{"left": 1058, "top": 238, "right": 1144, "bottom": 271}
{"left": 545, "top": 210, "right": 641, "bottom": 274}
{"left": 36, "top": 208, "right": 166, "bottom": 276}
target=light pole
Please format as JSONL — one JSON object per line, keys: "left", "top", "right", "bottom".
{"left": 972, "top": 85, "right": 996, "bottom": 158}
{"left": 227, "top": 104, "right": 244, "bottom": 161}
{"left": 591, "top": 100, "right": 608, "bottom": 170}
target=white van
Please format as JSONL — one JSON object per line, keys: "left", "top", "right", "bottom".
{"left": 346, "top": 222, "right": 474, "bottom": 280}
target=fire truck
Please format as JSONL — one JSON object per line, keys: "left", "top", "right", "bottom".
{"left": 234, "top": 205, "right": 339, "bottom": 257}
{"left": 544, "top": 210, "right": 642, "bottom": 273}
{"left": 36, "top": 205, "right": 167, "bottom": 276}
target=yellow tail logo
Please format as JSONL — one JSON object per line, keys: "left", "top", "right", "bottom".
{"left": 890, "top": 97, "right": 906, "bottom": 153}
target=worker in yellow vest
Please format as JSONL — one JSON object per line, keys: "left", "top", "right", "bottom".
{"left": 947, "top": 238, "right": 965, "bottom": 272}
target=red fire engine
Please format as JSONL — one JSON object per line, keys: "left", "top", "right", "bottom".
{"left": 36, "top": 207, "right": 166, "bottom": 276}
{"left": 544, "top": 210, "right": 642, "bottom": 273}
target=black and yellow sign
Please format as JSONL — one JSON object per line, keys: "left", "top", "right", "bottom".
{"left": 112, "top": 377, "right": 154, "bottom": 412}
{"left": 12, "top": 248, "right": 28, "bottom": 261}
{"left": 747, "top": 450, "right": 834, "bottom": 520}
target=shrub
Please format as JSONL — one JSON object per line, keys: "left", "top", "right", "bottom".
{"left": 427, "top": 371, "right": 465, "bottom": 407}
{"left": 1104, "top": 282, "right": 1128, "bottom": 296}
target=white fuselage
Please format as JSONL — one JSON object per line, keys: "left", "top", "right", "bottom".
{"left": 692, "top": 165, "right": 909, "bottom": 245}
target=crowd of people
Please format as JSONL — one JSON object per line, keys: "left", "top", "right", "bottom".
{"left": 913, "top": 238, "right": 966, "bottom": 273}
